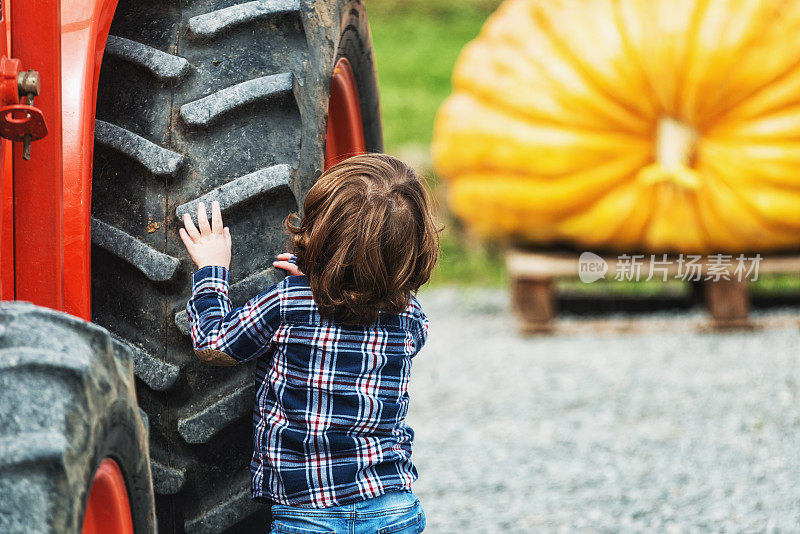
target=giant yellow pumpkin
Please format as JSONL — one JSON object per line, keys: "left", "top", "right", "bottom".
{"left": 432, "top": 0, "right": 800, "bottom": 252}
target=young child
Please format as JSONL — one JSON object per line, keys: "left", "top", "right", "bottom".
{"left": 179, "top": 153, "right": 438, "bottom": 533}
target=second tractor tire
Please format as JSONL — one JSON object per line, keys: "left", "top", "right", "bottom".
{"left": 0, "top": 302, "right": 156, "bottom": 534}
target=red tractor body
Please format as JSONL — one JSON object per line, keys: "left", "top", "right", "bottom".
{"left": 1, "top": 0, "right": 119, "bottom": 318}
{"left": 0, "top": 1, "right": 376, "bottom": 532}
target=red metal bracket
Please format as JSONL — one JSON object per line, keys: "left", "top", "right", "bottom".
{"left": 11, "top": 0, "right": 64, "bottom": 311}
{"left": 0, "top": 104, "right": 48, "bottom": 142}
{"left": 0, "top": 57, "right": 47, "bottom": 154}
{"left": 0, "top": 55, "right": 21, "bottom": 105}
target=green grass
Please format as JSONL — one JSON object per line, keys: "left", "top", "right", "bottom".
{"left": 557, "top": 279, "right": 690, "bottom": 297}
{"left": 557, "top": 274, "right": 800, "bottom": 297}
{"left": 752, "top": 274, "right": 800, "bottom": 295}
{"left": 431, "top": 224, "right": 508, "bottom": 287}
{"left": 368, "top": 0, "right": 507, "bottom": 287}
{"left": 368, "top": 0, "right": 500, "bottom": 152}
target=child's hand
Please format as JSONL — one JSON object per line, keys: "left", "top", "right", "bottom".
{"left": 273, "top": 253, "right": 304, "bottom": 276}
{"left": 179, "top": 201, "right": 232, "bottom": 269}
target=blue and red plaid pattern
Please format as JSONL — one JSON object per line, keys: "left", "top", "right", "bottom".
{"left": 187, "top": 265, "right": 428, "bottom": 508}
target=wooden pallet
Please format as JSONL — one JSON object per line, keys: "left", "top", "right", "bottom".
{"left": 506, "top": 249, "right": 800, "bottom": 332}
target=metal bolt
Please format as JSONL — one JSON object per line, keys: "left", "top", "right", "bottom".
{"left": 17, "top": 70, "right": 39, "bottom": 101}
{"left": 22, "top": 134, "right": 32, "bottom": 160}
{"left": 17, "top": 70, "right": 39, "bottom": 160}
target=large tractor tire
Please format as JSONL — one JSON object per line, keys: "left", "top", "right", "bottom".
{"left": 0, "top": 302, "right": 156, "bottom": 533}
{"left": 90, "top": 1, "right": 381, "bottom": 532}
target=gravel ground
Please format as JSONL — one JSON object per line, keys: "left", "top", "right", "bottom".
{"left": 408, "top": 288, "right": 800, "bottom": 533}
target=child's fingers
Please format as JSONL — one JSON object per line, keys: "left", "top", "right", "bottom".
{"left": 183, "top": 213, "right": 201, "bottom": 240}
{"left": 211, "top": 201, "right": 224, "bottom": 235}
{"left": 224, "top": 226, "right": 232, "bottom": 248}
{"left": 178, "top": 228, "right": 195, "bottom": 250}
{"left": 276, "top": 252, "right": 293, "bottom": 260}
{"left": 197, "top": 202, "right": 211, "bottom": 234}
{"left": 272, "top": 260, "right": 294, "bottom": 272}
{"left": 273, "top": 261, "right": 302, "bottom": 276}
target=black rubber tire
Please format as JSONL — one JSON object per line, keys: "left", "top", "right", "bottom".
{"left": 90, "top": 1, "right": 382, "bottom": 533}
{"left": 0, "top": 302, "right": 156, "bottom": 534}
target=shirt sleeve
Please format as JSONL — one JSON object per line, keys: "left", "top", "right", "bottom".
{"left": 408, "top": 297, "right": 429, "bottom": 353}
{"left": 415, "top": 311, "right": 429, "bottom": 351}
{"left": 186, "top": 265, "right": 281, "bottom": 364}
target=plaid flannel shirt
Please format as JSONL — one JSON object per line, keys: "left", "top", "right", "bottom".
{"left": 187, "top": 265, "right": 428, "bottom": 508}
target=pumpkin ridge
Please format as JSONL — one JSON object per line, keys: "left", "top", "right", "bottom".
{"left": 702, "top": 156, "right": 800, "bottom": 233}
{"left": 709, "top": 104, "right": 800, "bottom": 141}
{"left": 688, "top": 2, "right": 800, "bottom": 125}
{"left": 714, "top": 60, "right": 800, "bottom": 127}
{"left": 674, "top": 0, "right": 713, "bottom": 118}
{"left": 451, "top": 86, "right": 653, "bottom": 137}
{"left": 556, "top": 180, "right": 647, "bottom": 247}
{"left": 701, "top": 158, "right": 800, "bottom": 238}
{"left": 449, "top": 152, "right": 651, "bottom": 217}
{"left": 471, "top": 33, "right": 652, "bottom": 133}
{"left": 609, "top": 1, "right": 661, "bottom": 117}
{"left": 699, "top": 169, "right": 788, "bottom": 250}
{"left": 530, "top": 6, "right": 649, "bottom": 124}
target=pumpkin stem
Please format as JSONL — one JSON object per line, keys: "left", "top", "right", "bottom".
{"left": 636, "top": 116, "right": 701, "bottom": 189}
{"left": 656, "top": 115, "right": 698, "bottom": 171}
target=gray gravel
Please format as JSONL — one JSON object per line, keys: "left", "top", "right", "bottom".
{"left": 408, "top": 288, "right": 800, "bottom": 533}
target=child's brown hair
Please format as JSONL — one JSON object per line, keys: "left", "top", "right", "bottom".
{"left": 285, "top": 153, "right": 439, "bottom": 325}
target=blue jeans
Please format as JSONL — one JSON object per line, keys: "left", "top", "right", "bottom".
{"left": 269, "top": 490, "right": 425, "bottom": 534}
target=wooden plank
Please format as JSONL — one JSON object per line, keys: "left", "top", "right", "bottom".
{"left": 506, "top": 248, "right": 800, "bottom": 332}
{"left": 506, "top": 249, "right": 793, "bottom": 279}
{"left": 704, "top": 279, "right": 753, "bottom": 330}
{"left": 511, "top": 277, "right": 555, "bottom": 333}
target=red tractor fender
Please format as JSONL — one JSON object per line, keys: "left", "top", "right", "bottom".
{"left": 61, "top": 0, "right": 119, "bottom": 319}
{"left": 0, "top": 0, "right": 116, "bottom": 319}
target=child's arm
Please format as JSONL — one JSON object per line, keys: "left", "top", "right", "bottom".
{"left": 180, "top": 201, "right": 280, "bottom": 365}
{"left": 409, "top": 297, "right": 430, "bottom": 352}
{"left": 187, "top": 266, "right": 280, "bottom": 365}
{"left": 416, "top": 312, "right": 430, "bottom": 351}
